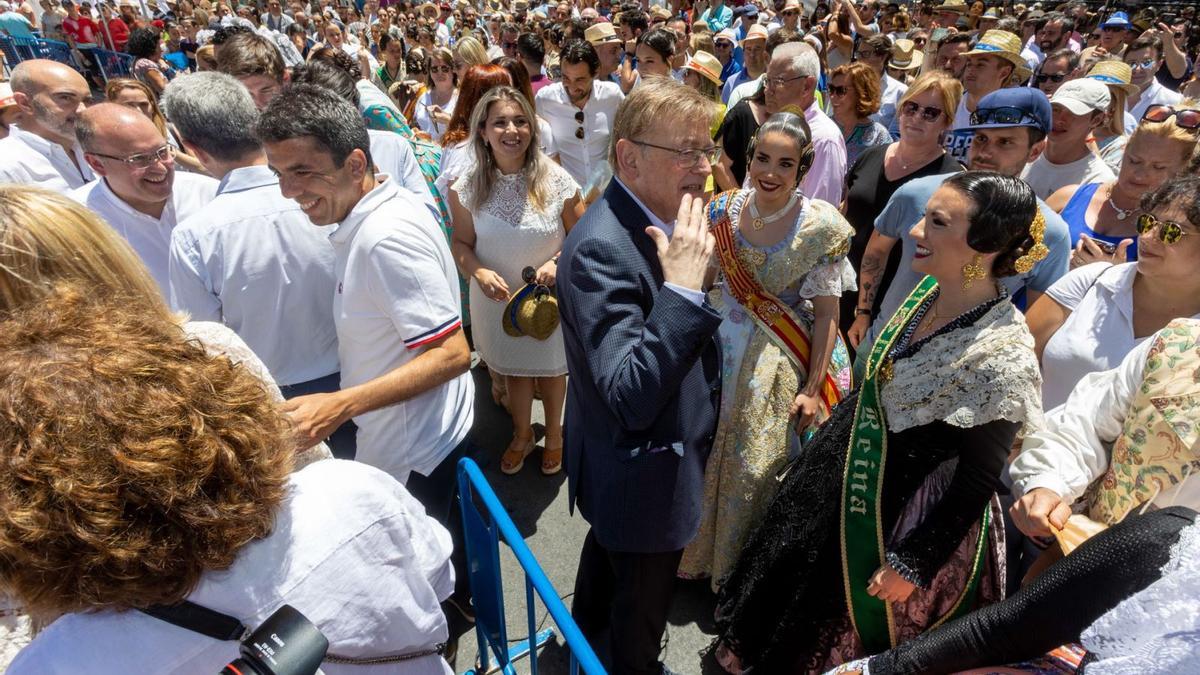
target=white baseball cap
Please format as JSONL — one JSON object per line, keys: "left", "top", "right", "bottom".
{"left": 1049, "top": 79, "right": 1111, "bottom": 116}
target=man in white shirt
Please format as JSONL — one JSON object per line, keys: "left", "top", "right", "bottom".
{"left": 70, "top": 104, "right": 218, "bottom": 295}
{"left": 1125, "top": 34, "right": 1183, "bottom": 121}
{"left": 0, "top": 59, "right": 93, "bottom": 192}
{"left": 259, "top": 84, "right": 473, "bottom": 624}
{"left": 162, "top": 73, "right": 356, "bottom": 459}
{"left": 1022, "top": 79, "right": 1115, "bottom": 200}
{"left": 536, "top": 40, "right": 624, "bottom": 193}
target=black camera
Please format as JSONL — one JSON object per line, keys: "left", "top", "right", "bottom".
{"left": 220, "top": 605, "right": 329, "bottom": 675}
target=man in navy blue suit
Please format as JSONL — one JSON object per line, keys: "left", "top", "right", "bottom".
{"left": 556, "top": 78, "right": 724, "bottom": 675}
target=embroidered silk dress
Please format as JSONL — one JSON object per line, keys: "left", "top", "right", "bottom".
{"left": 678, "top": 192, "right": 856, "bottom": 589}
{"left": 714, "top": 285, "right": 1044, "bottom": 673}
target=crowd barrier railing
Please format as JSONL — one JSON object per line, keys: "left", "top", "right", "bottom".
{"left": 0, "top": 34, "right": 133, "bottom": 83}
{"left": 456, "top": 457, "right": 605, "bottom": 675}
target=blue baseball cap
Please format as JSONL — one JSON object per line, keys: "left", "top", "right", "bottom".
{"left": 1100, "top": 11, "right": 1133, "bottom": 30}
{"left": 955, "top": 87, "right": 1052, "bottom": 134}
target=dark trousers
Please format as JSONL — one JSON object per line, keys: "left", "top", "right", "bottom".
{"left": 571, "top": 528, "right": 681, "bottom": 675}
{"left": 278, "top": 372, "right": 357, "bottom": 460}
{"left": 407, "top": 435, "right": 472, "bottom": 604}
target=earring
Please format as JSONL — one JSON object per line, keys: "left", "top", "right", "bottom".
{"left": 961, "top": 253, "right": 986, "bottom": 289}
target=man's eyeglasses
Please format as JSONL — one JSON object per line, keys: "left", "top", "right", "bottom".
{"left": 911, "top": 37, "right": 926, "bottom": 47}
{"left": 781, "top": 9, "right": 798, "bottom": 15}
{"left": 1137, "top": 212, "right": 1194, "bottom": 245}
{"left": 765, "top": 74, "right": 806, "bottom": 88}
{"left": 574, "top": 110, "right": 585, "bottom": 139}
{"left": 1034, "top": 72, "right": 1067, "bottom": 84}
{"left": 630, "top": 140, "right": 721, "bottom": 168}
{"left": 1142, "top": 104, "right": 1200, "bottom": 129}
{"left": 1128, "top": 58, "right": 1158, "bottom": 70}
{"left": 88, "top": 144, "right": 174, "bottom": 169}
{"left": 970, "top": 106, "right": 1039, "bottom": 127}
{"left": 856, "top": 48, "right": 889, "bottom": 59}
{"left": 901, "top": 100, "right": 944, "bottom": 122}
{"left": 502, "top": 41, "right": 518, "bottom": 50}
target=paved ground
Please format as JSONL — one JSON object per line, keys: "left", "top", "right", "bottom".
{"left": 458, "top": 364, "right": 726, "bottom": 675}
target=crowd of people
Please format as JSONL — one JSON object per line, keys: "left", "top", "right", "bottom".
{"left": 2, "top": 0, "right": 1200, "bottom": 672}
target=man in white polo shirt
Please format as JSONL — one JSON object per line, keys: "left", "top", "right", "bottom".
{"left": 163, "top": 73, "right": 357, "bottom": 460}
{"left": 258, "top": 84, "right": 473, "bottom": 609}
{"left": 71, "top": 104, "right": 218, "bottom": 295}
{"left": 0, "top": 59, "right": 94, "bottom": 192}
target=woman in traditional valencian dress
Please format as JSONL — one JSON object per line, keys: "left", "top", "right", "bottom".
{"left": 712, "top": 171, "right": 1049, "bottom": 673}
{"left": 679, "top": 112, "right": 856, "bottom": 589}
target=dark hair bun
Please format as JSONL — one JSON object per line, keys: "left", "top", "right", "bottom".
{"left": 943, "top": 171, "right": 1038, "bottom": 278}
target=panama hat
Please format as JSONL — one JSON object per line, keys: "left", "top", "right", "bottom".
{"left": 889, "top": 38, "right": 923, "bottom": 71}
{"left": 684, "top": 50, "right": 724, "bottom": 86}
{"left": 1085, "top": 60, "right": 1138, "bottom": 96}
{"left": 964, "top": 29, "right": 1032, "bottom": 81}
{"left": 502, "top": 267, "right": 560, "bottom": 341}
{"left": 934, "top": 0, "right": 968, "bottom": 14}
{"left": 740, "top": 23, "right": 769, "bottom": 45}
{"left": 417, "top": 1, "right": 438, "bottom": 18}
{"left": 584, "top": 21, "right": 621, "bottom": 45}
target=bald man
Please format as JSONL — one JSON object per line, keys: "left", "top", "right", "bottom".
{"left": 0, "top": 59, "right": 94, "bottom": 192}
{"left": 70, "top": 103, "right": 218, "bottom": 296}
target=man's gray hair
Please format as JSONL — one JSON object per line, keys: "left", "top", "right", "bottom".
{"left": 771, "top": 41, "right": 819, "bottom": 79}
{"left": 161, "top": 72, "right": 262, "bottom": 162}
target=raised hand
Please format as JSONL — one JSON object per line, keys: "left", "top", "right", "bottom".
{"left": 644, "top": 194, "right": 715, "bottom": 292}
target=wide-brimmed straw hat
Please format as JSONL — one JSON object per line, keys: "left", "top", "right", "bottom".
{"left": 684, "top": 50, "right": 723, "bottom": 86}
{"left": 889, "top": 38, "right": 923, "bottom": 71}
{"left": 1085, "top": 60, "right": 1138, "bottom": 96}
{"left": 964, "top": 29, "right": 1032, "bottom": 81}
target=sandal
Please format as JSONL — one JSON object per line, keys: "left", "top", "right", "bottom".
{"left": 500, "top": 436, "right": 535, "bottom": 475}
{"left": 541, "top": 433, "right": 563, "bottom": 475}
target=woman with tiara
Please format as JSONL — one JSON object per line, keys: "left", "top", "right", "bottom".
{"left": 679, "top": 111, "right": 856, "bottom": 589}
{"left": 712, "top": 171, "right": 1049, "bottom": 673}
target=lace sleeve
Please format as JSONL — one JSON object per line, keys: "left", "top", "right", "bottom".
{"left": 183, "top": 322, "right": 332, "bottom": 469}
{"left": 799, "top": 258, "right": 857, "bottom": 299}
{"left": 451, "top": 171, "right": 474, "bottom": 210}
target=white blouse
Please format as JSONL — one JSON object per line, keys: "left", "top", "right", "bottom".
{"left": 414, "top": 89, "right": 458, "bottom": 144}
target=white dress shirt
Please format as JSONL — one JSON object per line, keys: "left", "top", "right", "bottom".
{"left": 368, "top": 129, "right": 436, "bottom": 209}
{"left": 71, "top": 173, "right": 218, "bottom": 295}
{"left": 0, "top": 125, "right": 93, "bottom": 193}
{"left": 330, "top": 177, "right": 474, "bottom": 483}
{"left": 535, "top": 79, "right": 624, "bottom": 190}
{"left": 8, "top": 460, "right": 454, "bottom": 675}
{"left": 1011, "top": 336, "right": 1200, "bottom": 512}
{"left": 168, "top": 165, "right": 340, "bottom": 387}
{"left": 1129, "top": 78, "right": 1184, "bottom": 124}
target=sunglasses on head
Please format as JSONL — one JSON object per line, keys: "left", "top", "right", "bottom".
{"left": 970, "top": 106, "right": 1039, "bottom": 127}
{"left": 1035, "top": 71, "right": 1066, "bottom": 84}
{"left": 901, "top": 100, "right": 944, "bottom": 122}
{"left": 1137, "top": 213, "right": 1194, "bottom": 245}
{"left": 1142, "top": 104, "right": 1200, "bottom": 129}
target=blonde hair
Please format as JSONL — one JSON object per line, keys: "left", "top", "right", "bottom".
{"left": 1099, "top": 85, "right": 1128, "bottom": 138}
{"left": 609, "top": 77, "right": 716, "bottom": 170}
{"left": 465, "top": 86, "right": 554, "bottom": 213}
{"left": 690, "top": 32, "right": 714, "bottom": 56}
{"left": 453, "top": 35, "right": 489, "bottom": 69}
{"left": 898, "top": 70, "right": 963, "bottom": 125}
{"left": 0, "top": 186, "right": 166, "bottom": 315}
{"left": 1128, "top": 97, "right": 1200, "bottom": 163}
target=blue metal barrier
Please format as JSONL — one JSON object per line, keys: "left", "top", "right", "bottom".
{"left": 456, "top": 457, "right": 605, "bottom": 675}
{"left": 9, "top": 36, "right": 73, "bottom": 65}
{"left": 0, "top": 35, "right": 18, "bottom": 75}
{"left": 93, "top": 48, "right": 135, "bottom": 80}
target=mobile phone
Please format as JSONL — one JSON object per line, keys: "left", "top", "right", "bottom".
{"left": 1095, "top": 239, "right": 1118, "bottom": 255}
{"left": 931, "top": 27, "right": 949, "bottom": 43}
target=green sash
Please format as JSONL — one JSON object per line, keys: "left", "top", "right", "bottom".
{"left": 840, "top": 275, "right": 990, "bottom": 653}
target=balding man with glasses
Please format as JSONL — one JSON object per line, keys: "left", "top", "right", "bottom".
{"left": 69, "top": 103, "right": 218, "bottom": 296}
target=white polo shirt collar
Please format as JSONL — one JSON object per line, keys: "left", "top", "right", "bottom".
{"left": 330, "top": 175, "right": 395, "bottom": 245}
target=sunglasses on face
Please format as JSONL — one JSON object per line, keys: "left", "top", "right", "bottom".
{"left": 901, "top": 100, "right": 944, "bottom": 122}
{"left": 828, "top": 84, "right": 849, "bottom": 96}
{"left": 1129, "top": 58, "right": 1158, "bottom": 70}
{"left": 430, "top": 64, "right": 452, "bottom": 73}
{"left": 1143, "top": 104, "right": 1200, "bottom": 129}
{"left": 911, "top": 37, "right": 926, "bottom": 47}
{"left": 1137, "top": 212, "right": 1194, "bottom": 245}
{"left": 1035, "top": 71, "right": 1067, "bottom": 84}
{"left": 969, "top": 106, "right": 1039, "bottom": 127}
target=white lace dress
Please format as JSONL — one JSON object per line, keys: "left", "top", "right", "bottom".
{"left": 452, "top": 164, "right": 578, "bottom": 377}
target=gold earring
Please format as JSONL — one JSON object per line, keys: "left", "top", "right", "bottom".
{"left": 961, "top": 253, "right": 986, "bottom": 289}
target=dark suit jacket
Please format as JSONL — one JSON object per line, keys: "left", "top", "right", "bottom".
{"left": 557, "top": 179, "right": 723, "bottom": 554}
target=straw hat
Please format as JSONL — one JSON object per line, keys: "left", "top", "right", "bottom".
{"left": 1085, "top": 60, "right": 1138, "bottom": 96}
{"left": 417, "top": 1, "right": 438, "bottom": 18}
{"left": 0, "top": 83, "right": 15, "bottom": 110}
{"left": 934, "top": 0, "right": 968, "bottom": 14}
{"left": 889, "top": 38, "right": 923, "bottom": 71}
{"left": 741, "top": 23, "right": 769, "bottom": 45}
{"left": 649, "top": 5, "right": 671, "bottom": 21}
{"left": 584, "top": 21, "right": 621, "bottom": 45}
{"left": 964, "top": 29, "right": 1033, "bottom": 81}
{"left": 502, "top": 268, "right": 560, "bottom": 341}
{"left": 684, "top": 50, "right": 723, "bottom": 86}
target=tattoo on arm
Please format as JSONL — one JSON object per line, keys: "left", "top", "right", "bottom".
{"left": 858, "top": 253, "right": 884, "bottom": 308}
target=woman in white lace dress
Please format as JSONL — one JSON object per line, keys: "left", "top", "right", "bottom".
{"left": 449, "top": 86, "right": 584, "bottom": 476}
